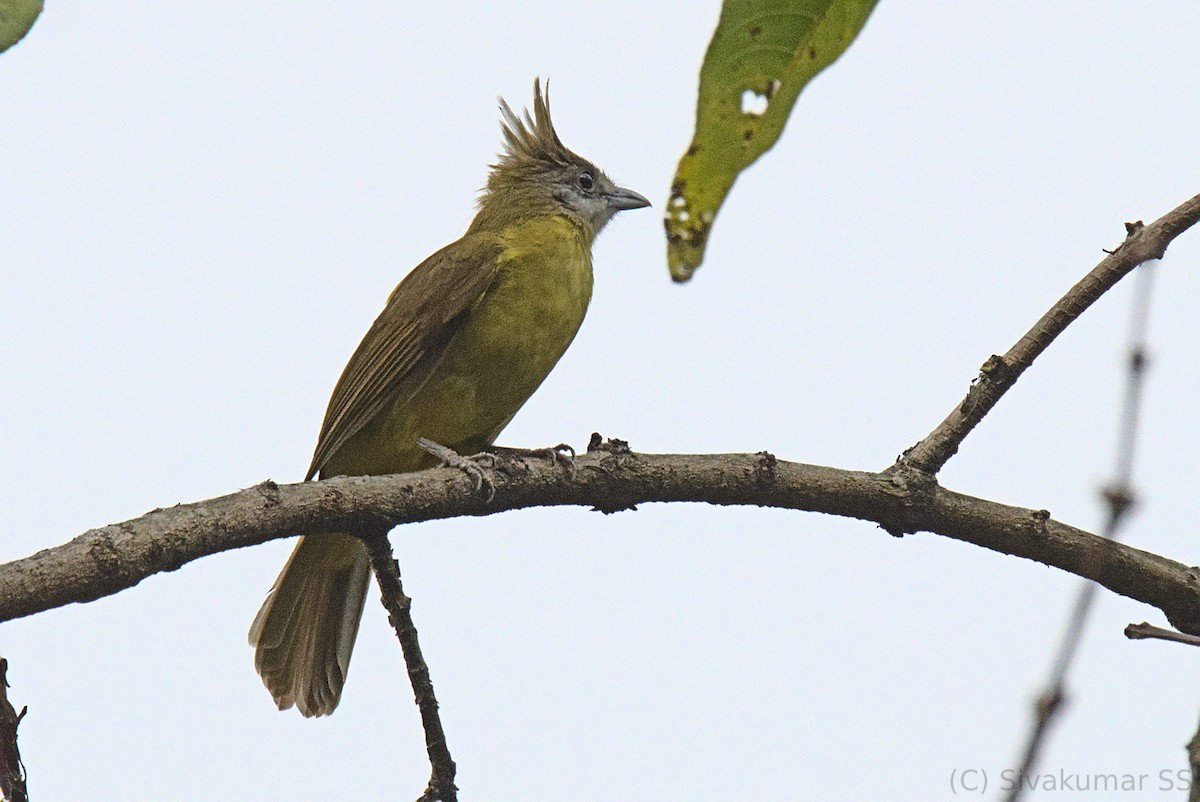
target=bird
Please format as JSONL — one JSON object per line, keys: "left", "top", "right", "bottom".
{"left": 248, "top": 79, "right": 650, "bottom": 716}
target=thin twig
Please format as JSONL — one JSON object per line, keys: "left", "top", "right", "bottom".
{"left": 1187, "top": 718, "right": 1200, "bottom": 802}
{"left": 903, "top": 192, "right": 1200, "bottom": 476}
{"left": 1125, "top": 622, "right": 1200, "bottom": 648}
{"left": 0, "top": 659, "right": 28, "bottom": 802}
{"left": 1002, "top": 263, "right": 1157, "bottom": 802}
{"left": 360, "top": 533, "right": 457, "bottom": 802}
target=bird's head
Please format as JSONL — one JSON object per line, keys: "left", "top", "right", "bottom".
{"left": 479, "top": 79, "right": 650, "bottom": 237}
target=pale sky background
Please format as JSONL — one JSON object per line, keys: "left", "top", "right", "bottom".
{"left": 4, "top": 3, "right": 1200, "bottom": 800}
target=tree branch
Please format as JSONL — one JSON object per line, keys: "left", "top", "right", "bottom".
{"left": 360, "top": 534, "right": 457, "bottom": 802}
{"left": 5, "top": 440, "right": 1200, "bottom": 634}
{"left": 901, "top": 191, "right": 1200, "bottom": 475}
{"left": 1187, "top": 715, "right": 1200, "bottom": 802}
{"left": 1003, "top": 260, "right": 1159, "bottom": 802}
{"left": 0, "top": 659, "right": 28, "bottom": 802}
{"left": 1125, "top": 622, "right": 1200, "bottom": 648}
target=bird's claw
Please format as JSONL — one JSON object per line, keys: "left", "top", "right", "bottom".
{"left": 543, "top": 443, "right": 577, "bottom": 477}
{"left": 488, "top": 442, "right": 577, "bottom": 478}
{"left": 417, "top": 437, "right": 496, "bottom": 501}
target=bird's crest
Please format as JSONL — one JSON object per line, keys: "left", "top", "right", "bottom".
{"left": 495, "top": 78, "right": 577, "bottom": 172}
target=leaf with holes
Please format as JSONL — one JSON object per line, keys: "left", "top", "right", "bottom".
{"left": 0, "top": 0, "right": 42, "bottom": 54}
{"left": 666, "top": 0, "right": 877, "bottom": 282}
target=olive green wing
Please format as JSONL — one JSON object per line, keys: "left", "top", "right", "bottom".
{"left": 305, "top": 232, "right": 504, "bottom": 480}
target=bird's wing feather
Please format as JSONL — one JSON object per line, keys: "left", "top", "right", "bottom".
{"left": 305, "top": 233, "right": 504, "bottom": 479}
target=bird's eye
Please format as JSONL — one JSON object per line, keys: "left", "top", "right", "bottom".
{"left": 578, "top": 172, "right": 595, "bottom": 191}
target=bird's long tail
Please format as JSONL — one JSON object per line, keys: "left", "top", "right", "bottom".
{"left": 248, "top": 533, "right": 371, "bottom": 717}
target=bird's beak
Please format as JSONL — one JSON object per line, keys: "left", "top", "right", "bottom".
{"left": 604, "top": 186, "right": 652, "bottom": 211}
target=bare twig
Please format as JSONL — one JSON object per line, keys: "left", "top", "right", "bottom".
{"left": 1125, "top": 622, "right": 1200, "bottom": 648}
{"left": 1002, "top": 263, "right": 1158, "bottom": 802}
{"left": 5, "top": 445, "right": 1200, "bottom": 634}
{"left": 1188, "top": 717, "right": 1200, "bottom": 802}
{"left": 903, "top": 192, "right": 1200, "bottom": 476}
{"left": 0, "top": 659, "right": 28, "bottom": 802}
{"left": 359, "top": 533, "right": 457, "bottom": 802}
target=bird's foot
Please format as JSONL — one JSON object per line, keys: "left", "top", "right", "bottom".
{"left": 487, "top": 443, "right": 577, "bottom": 478}
{"left": 417, "top": 437, "right": 496, "bottom": 501}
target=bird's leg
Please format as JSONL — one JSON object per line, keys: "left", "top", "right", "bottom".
{"left": 485, "top": 443, "right": 577, "bottom": 478}
{"left": 416, "top": 437, "right": 496, "bottom": 501}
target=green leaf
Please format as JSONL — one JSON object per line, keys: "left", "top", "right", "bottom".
{"left": 666, "top": 0, "right": 878, "bottom": 282}
{"left": 0, "top": 0, "right": 43, "bottom": 54}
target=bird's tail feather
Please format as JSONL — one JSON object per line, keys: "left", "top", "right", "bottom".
{"left": 248, "top": 532, "right": 371, "bottom": 717}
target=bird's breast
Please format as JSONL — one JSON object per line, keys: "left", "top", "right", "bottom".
{"left": 463, "top": 215, "right": 594, "bottom": 399}
{"left": 383, "top": 215, "right": 595, "bottom": 455}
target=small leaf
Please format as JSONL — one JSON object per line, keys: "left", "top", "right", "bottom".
{"left": 0, "top": 0, "right": 43, "bottom": 54}
{"left": 666, "top": 0, "right": 878, "bottom": 282}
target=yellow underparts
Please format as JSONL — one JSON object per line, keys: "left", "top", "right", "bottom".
{"left": 324, "top": 214, "right": 594, "bottom": 478}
